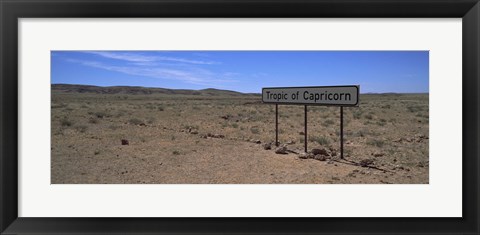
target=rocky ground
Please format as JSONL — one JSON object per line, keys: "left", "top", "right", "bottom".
{"left": 51, "top": 88, "right": 429, "bottom": 184}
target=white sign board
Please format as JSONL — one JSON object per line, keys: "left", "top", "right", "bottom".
{"left": 262, "top": 85, "right": 359, "bottom": 106}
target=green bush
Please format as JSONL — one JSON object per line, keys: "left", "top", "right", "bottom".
{"left": 310, "top": 135, "right": 330, "bottom": 145}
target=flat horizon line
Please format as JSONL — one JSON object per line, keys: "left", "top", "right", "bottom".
{"left": 51, "top": 83, "right": 429, "bottom": 95}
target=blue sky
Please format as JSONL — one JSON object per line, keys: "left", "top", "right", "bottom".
{"left": 51, "top": 51, "right": 428, "bottom": 93}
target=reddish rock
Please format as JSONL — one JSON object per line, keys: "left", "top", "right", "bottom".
{"left": 275, "top": 146, "right": 288, "bottom": 154}
{"left": 311, "top": 148, "right": 329, "bottom": 156}
{"left": 373, "top": 153, "right": 385, "bottom": 157}
{"left": 213, "top": 134, "right": 225, "bottom": 138}
{"left": 314, "top": 155, "right": 327, "bottom": 161}
{"left": 359, "top": 159, "right": 375, "bottom": 167}
{"left": 263, "top": 142, "right": 272, "bottom": 150}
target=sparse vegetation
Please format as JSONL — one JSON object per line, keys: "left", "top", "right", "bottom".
{"left": 407, "top": 105, "right": 425, "bottom": 113}
{"left": 94, "top": 111, "right": 108, "bottom": 118}
{"left": 75, "top": 125, "right": 88, "bottom": 133}
{"left": 354, "top": 130, "right": 366, "bottom": 137}
{"left": 367, "top": 139, "right": 385, "bottom": 148}
{"left": 60, "top": 118, "right": 72, "bottom": 127}
{"left": 52, "top": 84, "right": 428, "bottom": 184}
{"left": 129, "top": 118, "right": 143, "bottom": 125}
{"left": 353, "top": 111, "right": 362, "bottom": 119}
{"left": 310, "top": 135, "right": 330, "bottom": 145}
{"left": 322, "top": 119, "right": 335, "bottom": 127}
{"left": 147, "top": 117, "right": 156, "bottom": 124}
{"left": 183, "top": 124, "right": 199, "bottom": 130}
{"left": 88, "top": 117, "right": 99, "bottom": 124}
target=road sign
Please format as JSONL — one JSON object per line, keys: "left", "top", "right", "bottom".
{"left": 262, "top": 85, "right": 359, "bottom": 106}
{"left": 262, "top": 85, "right": 360, "bottom": 158}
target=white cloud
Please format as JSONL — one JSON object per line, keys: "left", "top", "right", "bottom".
{"left": 85, "top": 51, "right": 219, "bottom": 65}
{"left": 86, "top": 51, "right": 157, "bottom": 62}
{"left": 155, "top": 56, "right": 219, "bottom": 65}
{"left": 68, "top": 59, "right": 236, "bottom": 86}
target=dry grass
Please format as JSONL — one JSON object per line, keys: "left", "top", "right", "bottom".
{"left": 51, "top": 92, "right": 429, "bottom": 184}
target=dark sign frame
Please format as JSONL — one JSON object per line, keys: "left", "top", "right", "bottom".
{"left": 262, "top": 85, "right": 360, "bottom": 107}
{"left": 1, "top": 0, "right": 479, "bottom": 234}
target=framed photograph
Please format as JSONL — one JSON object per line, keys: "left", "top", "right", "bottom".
{"left": 1, "top": 0, "right": 478, "bottom": 234}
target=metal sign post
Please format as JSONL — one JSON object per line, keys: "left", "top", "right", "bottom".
{"left": 304, "top": 105, "right": 308, "bottom": 153}
{"left": 275, "top": 104, "right": 279, "bottom": 147}
{"left": 263, "top": 85, "right": 359, "bottom": 154}
{"left": 340, "top": 106, "right": 344, "bottom": 159}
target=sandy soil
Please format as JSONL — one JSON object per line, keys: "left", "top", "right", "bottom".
{"left": 51, "top": 91, "right": 429, "bottom": 184}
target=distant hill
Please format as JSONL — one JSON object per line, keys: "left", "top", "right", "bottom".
{"left": 51, "top": 84, "right": 252, "bottom": 96}
{"left": 362, "top": 92, "right": 428, "bottom": 95}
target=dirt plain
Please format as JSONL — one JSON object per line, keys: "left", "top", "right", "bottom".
{"left": 51, "top": 84, "right": 429, "bottom": 184}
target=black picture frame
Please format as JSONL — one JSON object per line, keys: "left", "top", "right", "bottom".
{"left": 1, "top": 0, "right": 478, "bottom": 234}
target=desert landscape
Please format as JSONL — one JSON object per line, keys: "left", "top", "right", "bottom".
{"left": 51, "top": 84, "right": 429, "bottom": 184}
